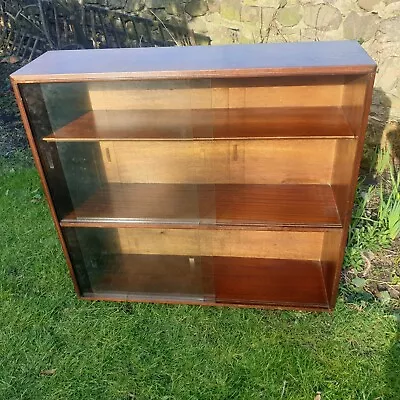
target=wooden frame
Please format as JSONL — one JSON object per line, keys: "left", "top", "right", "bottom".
{"left": 11, "top": 41, "right": 376, "bottom": 311}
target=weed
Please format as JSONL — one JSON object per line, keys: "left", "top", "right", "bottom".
{"left": 345, "top": 144, "right": 400, "bottom": 270}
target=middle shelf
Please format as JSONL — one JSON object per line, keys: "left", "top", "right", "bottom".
{"left": 42, "top": 106, "right": 355, "bottom": 142}
{"left": 60, "top": 183, "right": 342, "bottom": 229}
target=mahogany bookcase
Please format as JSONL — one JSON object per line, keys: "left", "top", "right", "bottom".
{"left": 11, "top": 41, "right": 376, "bottom": 311}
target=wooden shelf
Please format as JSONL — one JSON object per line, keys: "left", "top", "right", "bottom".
{"left": 213, "top": 257, "right": 328, "bottom": 307}
{"left": 88, "top": 254, "right": 213, "bottom": 301}
{"left": 84, "top": 255, "right": 329, "bottom": 309}
{"left": 60, "top": 183, "right": 341, "bottom": 228}
{"left": 43, "top": 107, "right": 354, "bottom": 142}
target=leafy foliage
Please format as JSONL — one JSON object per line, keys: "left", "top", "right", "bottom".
{"left": 345, "top": 145, "right": 400, "bottom": 271}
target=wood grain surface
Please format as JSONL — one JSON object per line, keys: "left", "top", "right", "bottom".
{"left": 98, "top": 139, "right": 336, "bottom": 184}
{"left": 86, "top": 254, "right": 329, "bottom": 308}
{"left": 43, "top": 107, "right": 354, "bottom": 141}
{"left": 61, "top": 183, "right": 342, "bottom": 228}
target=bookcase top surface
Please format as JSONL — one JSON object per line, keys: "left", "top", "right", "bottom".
{"left": 11, "top": 40, "right": 376, "bottom": 83}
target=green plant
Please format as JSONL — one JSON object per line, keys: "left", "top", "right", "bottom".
{"left": 376, "top": 144, "right": 392, "bottom": 175}
{"left": 345, "top": 145, "right": 400, "bottom": 270}
{"left": 377, "top": 156, "right": 400, "bottom": 240}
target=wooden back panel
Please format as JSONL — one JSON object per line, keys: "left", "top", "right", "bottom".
{"left": 99, "top": 139, "right": 336, "bottom": 184}
{"left": 88, "top": 76, "right": 344, "bottom": 110}
{"left": 116, "top": 228, "right": 324, "bottom": 260}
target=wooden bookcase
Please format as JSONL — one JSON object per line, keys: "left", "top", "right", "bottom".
{"left": 11, "top": 41, "right": 376, "bottom": 311}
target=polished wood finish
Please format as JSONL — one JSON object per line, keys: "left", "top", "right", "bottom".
{"left": 213, "top": 258, "right": 328, "bottom": 307}
{"left": 86, "top": 79, "right": 344, "bottom": 110}
{"left": 114, "top": 227, "right": 324, "bottom": 260}
{"left": 331, "top": 139, "right": 357, "bottom": 222}
{"left": 98, "top": 139, "right": 336, "bottom": 184}
{"left": 12, "top": 42, "right": 376, "bottom": 311}
{"left": 85, "top": 255, "right": 329, "bottom": 308}
{"left": 61, "top": 183, "right": 341, "bottom": 228}
{"left": 43, "top": 107, "right": 354, "bottom": 142}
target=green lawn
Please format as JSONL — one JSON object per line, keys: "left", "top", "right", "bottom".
{"left": 0, "top": 156, "right": 399, "bottom": 400}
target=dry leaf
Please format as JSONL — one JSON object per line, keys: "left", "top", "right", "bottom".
{"left": 314, "top": 392, "right": 321, "bottom": 400}
{"left": 8, "top": 55, "right": 19, "bottom": 64}
{"left": 40, "top": 369, "right": 56, "bottom": 376}
{"left": 0, "top": 55, "right": 19, "bottom": 64}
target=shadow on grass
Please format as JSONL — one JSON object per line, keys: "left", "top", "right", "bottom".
{"left": 385, "top": 314, "right": 400, "bottom": 398}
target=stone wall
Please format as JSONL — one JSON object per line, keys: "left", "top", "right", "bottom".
{"left": 93, "top": 0, "right": 400, "bottom": 120}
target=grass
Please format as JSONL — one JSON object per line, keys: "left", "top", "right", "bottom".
{"left": 0, "top": 153, "right": 399, "bottom": 399}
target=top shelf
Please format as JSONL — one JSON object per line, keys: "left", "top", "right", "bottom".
{"left": 11, "top": 41, "right": 376, "bottom": 83}
{"left": 43, "top": 106, "right": 354, "bottom": 142}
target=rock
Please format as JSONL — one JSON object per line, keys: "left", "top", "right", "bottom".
{"left": 188, "top": 17, "right": 208, "bottom": 33}
{"left": 167, "top": 15, "right": 185, "bottom": 25}
{"left": 185, "top": 0, "right": 208, "bottom": 17}
{"left": 243, "top": 0, "right": 281, "bottom": 6}
{"left": 144, "top": 0, "right": 165, "bottom": 8}
{"left": 165, "top": 2, "right": 182, "bottom": 15}
{"left": 303, "top": 4, "right": 342, "bottom": 31}
{"left": 380, "top": 1, "right": 400, "bottom": 18}
{"left": 358, "top": 0, "right": 380, "bottom": 11}
{"left": 240, "top": 23, "right": 262, "bottom": 43}
{"left": 376, "top": 56, "right": 400, "bottom": 91}
{"left": 276, "top": 6, "right": 302, "bottom": 26}
{"left": 208, "top": 0, "right": 220, "bottom": 13}
{"left": 261, "top": 7, "right": 277, "bottom": 32}
{"left": 208, "top": 25, "right": 233, "bottom": 44}
{"left": 108, "top": 0, "right": 127, "bottom": 9}
{"left": 151, "top": 8, "right": 169, "bottom": 20}
{"left": 221, "top": 0, "right": 241, "bottom": 21}
{"left": 241, "top": 6, "right": 260, "bottom": 22}
{"left": 343, "top": 11, "right": 379, "bottom": 41}
{"left": 377, "top": 16, "right": 400, "bottom": 42}
{"left": 125, "top": 0, "right": 145, "bottom": 12}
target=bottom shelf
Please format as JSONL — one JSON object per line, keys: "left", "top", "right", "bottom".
{"left": 81, "top": 255, "right": 329, "bottom": 309}
{"left": 213, "top": 258, "right": 328, "bottom": 307}
{"left": 88, "top": 254, "right": 213, "bottom": 301}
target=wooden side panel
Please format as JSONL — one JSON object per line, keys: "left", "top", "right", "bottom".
{"left": 88, "top": 79, "right": 344, "bottom": 110}
{"left": 321, "top": 229, "right": 343, "bottom": 305}
{"left": 116, "top": 228, "right": 324, "bottom": 260}
{"left": 341, "top": 74, "right": 368, "bottom": 136}
{"left": 330, "top": 139, "right": 358, "bottom": 222}
{"left": 99, "top": 139, "right": 336, "bottom": 184}
{"left": 327, "top": 71, "right": 376, "bottom": 308}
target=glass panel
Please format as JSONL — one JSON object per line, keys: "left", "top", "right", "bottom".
{"left": 20, "top": 80, "right": 220, "bottom": 226}
{"left": 63, "top": 227, "right": 214, "bottom": 301}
